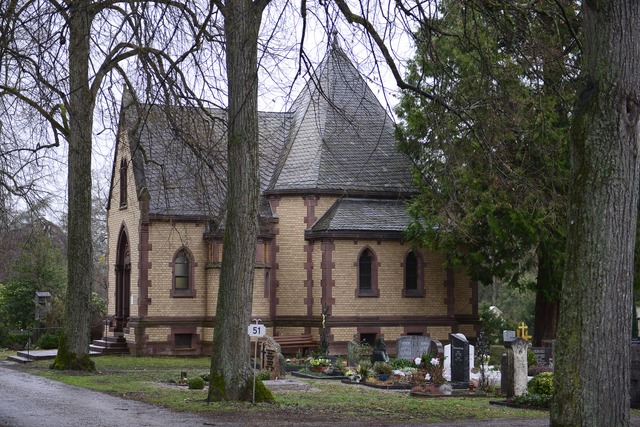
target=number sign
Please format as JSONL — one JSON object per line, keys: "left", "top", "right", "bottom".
{"left": 248, "top": 324, "right": 266, "bottom": 337}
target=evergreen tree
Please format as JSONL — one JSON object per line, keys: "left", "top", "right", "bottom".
{"left": 396, "top": 0, "right": 580, "bottom": 345}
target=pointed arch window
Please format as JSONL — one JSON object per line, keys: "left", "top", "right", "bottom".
{"left": 403, "top": 250, "right": 425, "bottom": 298}
{"left": 119, "top": 158, "right": 128, "bottom": 208}
{"left": 356, "top": 247, "right": 379, "bottom": 297}
{"left": 171, "top": 247, "right": 196, "bottom": 298}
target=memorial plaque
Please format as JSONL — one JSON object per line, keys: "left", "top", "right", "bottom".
{"left": 396, "top": 336, "right": 431, "bottom": 361}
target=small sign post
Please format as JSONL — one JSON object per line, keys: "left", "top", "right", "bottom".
{"left": 248, "top": 319, "right": 265, "bottom": 404}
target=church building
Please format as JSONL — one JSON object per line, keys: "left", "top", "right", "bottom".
{"left": 106, "top": 45, "right": 479, "bottom": 356}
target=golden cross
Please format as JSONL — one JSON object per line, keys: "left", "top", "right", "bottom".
{"left": 517, "top": 322, "right": 532, "bottom": 340}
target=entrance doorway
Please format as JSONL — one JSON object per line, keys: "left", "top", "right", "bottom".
{"left": 114, "top": 228, "right": 131, "bottom": 332}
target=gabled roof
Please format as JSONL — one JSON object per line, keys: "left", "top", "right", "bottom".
{"left": 119, "top": 103, "right": 290, "bottom": 221}
{"left": 269, "top": 45, "right": 414, "bottom": 195}
{"left": 111, "top": 44, "right": 414, "bottom": 225}
{"left": 306, "top": 198, "right": 411, "bottom": 240}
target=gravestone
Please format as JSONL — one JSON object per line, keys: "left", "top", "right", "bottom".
{"left": 370, "top": 338, "right": 389, "bottom": 364}
{"left": 449, "top": 333, "right": 470, "bottom": 389}
{"left": 396, "top": 335, "right": 431, "bottom": 361}
{"left": 503, "top": 330, "right": 516, "bottom": 343}
{"left": 347, "top": 340, "right": 360, "bottom": 366}
{"left": 504, "top": 337, "right": 528, "bottom": 398}
{"left": 530, "top": 347, "right": 552, "bottom": 366}
{"left": 444, "top": 341, "right": 474, "bottom": 379}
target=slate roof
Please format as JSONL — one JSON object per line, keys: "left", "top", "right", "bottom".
{"left": 307, "top": 198, "right": 411, "bottom": 239}
{"left": 114, "top": 43, "right": 414, "bottom": 232}
{"left": 269, "top": 45, "right": 415, "bottom": 195}
{"left": 122, "top": 103, "right": 290, "bottom": 221}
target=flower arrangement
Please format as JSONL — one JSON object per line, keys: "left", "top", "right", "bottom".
{"left": 428, "top": 356, "right": 445, "bottom": 385}
{"left": 309, "top": 358, "right": 331, "bottom": 367}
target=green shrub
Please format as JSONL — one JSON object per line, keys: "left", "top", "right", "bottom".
{"left": 6, "top": 332, "right": 29, "bottom": 349}
{"left": 512, "top": 392, "right": 552, "bottom": 408}
{"left": 255, "top": 370, "right": 271, "bottom": 381}
{"left": 388, "top": 358, "right": 416, "bottom": 370}
{"left": 38, "top": 333, "right": 59, "bottom": 350}
{"left": 373, "top": 361, "right": 392, "bottom": 375}
{"left": 188, "top": 376, "right": 205, "bottom": 390}
{"left": 527, "top": 349, "right": 538, "bottom": 367}
{"left": 528, "top": 371, "right": 554, "bottom": 396}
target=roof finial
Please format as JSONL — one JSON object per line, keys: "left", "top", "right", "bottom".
{"left": 329, "top": 29, "right": 339, "bottom": 50}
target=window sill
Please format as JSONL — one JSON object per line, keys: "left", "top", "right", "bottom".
{"left": 170, "top": 289, "right": 196, "bottom": 298}
{"left": 402, "top": 289, "right": 425, "bottom": 298}
{"left": 356, "top": 289, "right": 380, "bottom": 298}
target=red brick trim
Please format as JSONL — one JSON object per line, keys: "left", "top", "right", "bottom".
{"left": 303, "top": 195, "right": 319, "bottom": 229}
{"left": 303, "top": 244, "right": 314, "bottom": 315}
{"left": 269, "top": 196, "right": 281, "bottom": 320}
{"left": 469, "top": 279, "right": 478, "bottom": 316}
{"left": 138, "top": 222, "right": 151, "bottom": 316}
{"left": 321, "top": 240, "right": 336, "bottom": 312}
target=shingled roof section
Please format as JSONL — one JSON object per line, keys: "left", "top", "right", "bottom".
{"left": 122, "top": 102, "right": 290, "bottom": 222}
{"left": 269, "top": 44, "right": 415, "bottom": 196}
{"left": 306, "top": 198, "right": 411, "bottom": 240}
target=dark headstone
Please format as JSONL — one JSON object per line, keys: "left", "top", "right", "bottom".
{"left": 370, "top": 338, "right": 389, "bottom": 364}
{"left": 531, "top": 347, "right": 551, "bottom": 366}
{"left": 500, "top": 353, "right": 508, "bottom": 395}
{"left": 396, "top": 336, "right": 431, "bottom": 361}
{"left": 449, "top": 333, "right": 470, "bottom": 389}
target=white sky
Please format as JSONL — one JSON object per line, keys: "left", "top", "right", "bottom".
{"left": 43, "top": 0, "right": 415, "bottom": 226}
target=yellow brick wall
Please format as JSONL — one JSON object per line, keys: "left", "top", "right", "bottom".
{"left": 251, "top": 268, "right": 270, "bottom": 318}
{"left": 331, "top": 240, "right": 451, "bottom": 317}
{"left": 147, "top": 327, "right": 172, "bottom": 342}
{"left": 107, "top": 132, "right": 141, "bottom": 318}
{"left": 273, "top": 196, "right": 335, "bottom": 317}
{"left": 427, "top": 326, "right": 452, "bottom": 341}
{"left": 145, "top": 221, "right": 208, "bottom": 317}
{"left": 454, "top": 268, "right": 473, "bottom": 315}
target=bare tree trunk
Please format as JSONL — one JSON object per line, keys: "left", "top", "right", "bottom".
{"left": 532, "top": 245, "right": 559, "bottom": 347}
{"left": 551, "top": 2, "right": 640, "bottom": 425}
{"left": 52, "top": 0, "right": 95, "bottom": 370}
{"left": 207, "top": 0, "right": 266, "bottom": 401}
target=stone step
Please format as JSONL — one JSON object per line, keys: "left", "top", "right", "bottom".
{"left": 91, "top": 339, "right": 128, "bottom": 349}
{"left": 7, "top": 355, "right": 33, "bottom": 363}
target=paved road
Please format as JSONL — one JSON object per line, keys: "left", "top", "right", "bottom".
{"left": 0, "top": 364, "right": 225, "bottom": 427}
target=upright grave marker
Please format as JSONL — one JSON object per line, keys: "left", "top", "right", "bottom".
{"left": 449, "top": 333, "right": 470, "bottom": 389}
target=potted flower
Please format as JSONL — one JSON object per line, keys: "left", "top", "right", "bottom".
{"left": 309, "top": 358, "right": 331, "bottom": 372}
{"left": 373, "top": 361, "right": 392, "bottom": 381}
{"left": 357, "top": 360, "right": 373, "bottom": 382}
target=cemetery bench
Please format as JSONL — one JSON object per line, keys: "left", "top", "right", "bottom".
{"left": 273, "top": 334, "right": 317, "bottom": 355}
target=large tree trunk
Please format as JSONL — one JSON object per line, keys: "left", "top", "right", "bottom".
{"left": 532, "top": 244, "right": 559, "bottom": 347}
{"left": 551, "top": 2, "right": 640, "bottom": 425}
{"left": 207, "top": 0, "right": 264, "bottom": 401}
{"left": 52, "top": 1, "right": 95, "bottom": 370}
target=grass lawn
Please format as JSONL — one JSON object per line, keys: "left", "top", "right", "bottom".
{"left": 2, "top": 354, "right": 552, "bottom": 425}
